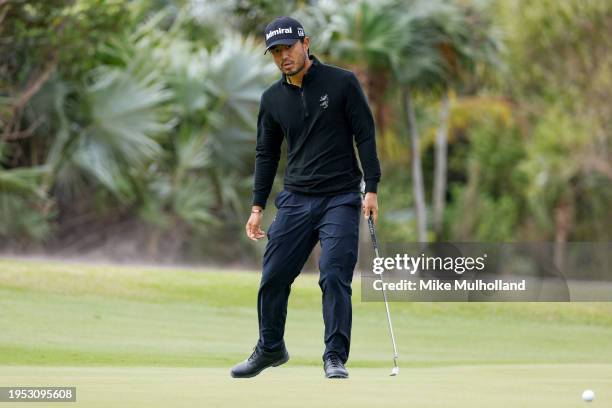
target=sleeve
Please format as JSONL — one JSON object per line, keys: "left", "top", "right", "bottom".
{"left": 252, "top": 94, "right": 284, "bottom": 208}
{"left": 344, "top": 73, "right": 381, "bottom": 193}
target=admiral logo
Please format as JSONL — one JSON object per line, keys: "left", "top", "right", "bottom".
{"left": 319, "top": 94, "right": 329, "bottom": 109}
{"left": 266, "top": 27, "right": 293, "bottom": 40}
{"left": 297, "top": 27, "right": 304, "bottom": 37}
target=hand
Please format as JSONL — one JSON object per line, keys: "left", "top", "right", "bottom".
{"left": 246, "top": 208, "right": 266, "bottom": 241}
{"left": 362, "top": 192, "right": 378, "bottom": 224}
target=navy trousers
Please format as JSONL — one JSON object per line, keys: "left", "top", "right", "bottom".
{"left": 256, "top": 189, "right": 361, "bottom": 363}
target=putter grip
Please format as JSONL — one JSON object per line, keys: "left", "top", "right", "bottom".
{"left": 367, "top": 215, "right": 379, "bottom": 254}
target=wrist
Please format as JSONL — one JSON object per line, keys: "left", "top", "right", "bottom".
{"left": 251, "top": 206, "right": 263, "bottom": 214}
{"left": 365, "top": 180, "right": 378, "bottom": 194}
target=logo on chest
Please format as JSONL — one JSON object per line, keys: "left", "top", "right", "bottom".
{"left": 319, "top": 94, "right": 329, "bottom": 109}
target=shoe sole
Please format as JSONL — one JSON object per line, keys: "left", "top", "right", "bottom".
{"left": 230, "top": 355, "right": 289, "bottom": 378}
{"left": 325, "top": 373, "right": 349, "bottom": 379}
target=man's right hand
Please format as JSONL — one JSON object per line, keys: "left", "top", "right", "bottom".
{"left": 246, "top": 207, "right": 266, "bottom": 241}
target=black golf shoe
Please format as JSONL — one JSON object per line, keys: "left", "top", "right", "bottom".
{"left": 324, "top": 355, "right": 349, "bottom": 379}
{"left": 230, "top": 346, "right": 289, "bottom": 378}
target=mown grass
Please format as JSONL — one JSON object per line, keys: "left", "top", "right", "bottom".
{"left": 1, "top": 257, "right": 611, "bottom": 368}
{"left": 1, "top": 257, "right": 611, "bottom": 407}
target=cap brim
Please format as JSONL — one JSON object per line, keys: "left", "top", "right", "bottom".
{"left": 264, "top": 39, "right": 299, "bottom": 54}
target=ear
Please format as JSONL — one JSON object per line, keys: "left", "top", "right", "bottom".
{"left": 302, "top": 37, "right": 310, "bottom": 52}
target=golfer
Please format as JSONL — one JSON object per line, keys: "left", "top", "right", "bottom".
{"left": 231, "top": 16, "right": 381, "bottom": 379}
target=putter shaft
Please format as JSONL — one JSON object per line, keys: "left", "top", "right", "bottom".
{"left": 367, "top": 214, "right": 399, "bottom": 369}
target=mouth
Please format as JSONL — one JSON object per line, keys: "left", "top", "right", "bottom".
{"left": 282, "top": 62, "right": 293, "bottom": 69}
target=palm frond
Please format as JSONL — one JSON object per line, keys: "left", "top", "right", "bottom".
{"left": 0, "top": 167, "right": 48, "bottom": 199}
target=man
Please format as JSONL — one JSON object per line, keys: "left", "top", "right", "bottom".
{"left": 230, "top": 16, "right": 381, "bottom": 379}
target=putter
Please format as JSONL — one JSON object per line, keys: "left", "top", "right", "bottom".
{"left": 366, "top": 210, "right": 400, "bottom": 376}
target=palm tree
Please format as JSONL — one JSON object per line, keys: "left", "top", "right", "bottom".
{"left": 3, "top": 7, "right": 275, "bottom": 259}
{"left": 392, "top": 0, "right": 447, "bottom": 242}
{"left": 391, "top": 0, "right": 500, "bottom": 241}
{"left": 400, "top": 1, "right": 502, "bottom": 239}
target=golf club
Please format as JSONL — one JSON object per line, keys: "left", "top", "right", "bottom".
{"left": 365, "top": 210, "right": 400, "bottom": 376}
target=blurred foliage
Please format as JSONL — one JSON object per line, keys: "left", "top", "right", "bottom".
{"left": 447, "top": 117, "right": 527, "bottom": 241}
{"left": 496, "top": 0, "right": 612, "bottom": 241}
{"left": 1, "top": 0, "right": 275, "bottom": 261}
{"left": 0, "top": 0, "right": 610, "bottom": 263}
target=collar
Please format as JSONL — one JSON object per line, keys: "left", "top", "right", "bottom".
{"left": 282, "top": 55, "right": 320, "bottom": 87}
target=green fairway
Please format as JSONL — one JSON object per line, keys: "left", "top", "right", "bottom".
{"left": 1, "top": 257, "right": 611, "bottom": 407}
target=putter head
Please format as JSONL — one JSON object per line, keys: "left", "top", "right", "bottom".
{"left": 390, "top": 366, "right": 399, "bottom": 376}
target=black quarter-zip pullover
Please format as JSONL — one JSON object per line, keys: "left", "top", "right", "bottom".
{"left": 252, "top": 55, "right": 381, "bottom": 208}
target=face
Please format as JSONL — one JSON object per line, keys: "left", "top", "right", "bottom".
{"left": 269, "top": 37, "right": 310, "bottom": 77}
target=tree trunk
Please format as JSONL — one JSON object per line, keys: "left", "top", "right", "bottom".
{"left": 553, "top": 197, "right": 574, "bottom": 276}
{"left": 402, "top": 88, "right": 427, "bottom": 242}
{"left": 433, "top": 91, "right": 450, "bottom": 239}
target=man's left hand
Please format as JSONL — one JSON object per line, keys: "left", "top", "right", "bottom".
{"left": 362, "top": 192, "right": 378, "bottom": 224}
